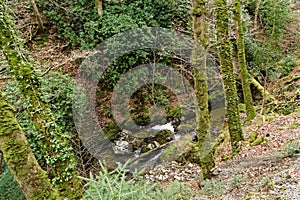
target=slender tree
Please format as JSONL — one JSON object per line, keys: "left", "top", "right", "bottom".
{"left": 95, "top": 0, "right": 103, "bottom": 18}
{"left": 0, "top": 2, "right": 82, "bottom": 198}
{"left": 215, "top": 0, "right": 243, "bottom": 154}
{"left": 30, "top": 0, "right": 44, "bottom": 31}
{"left": 192, "top": 0, "right": 215, "bottom": 179}
{"left": 233, "top": 0, "right": 257, "bottom": 121}
{"left": 0, "top": 151, "right": 2, "bottom": 174}
{"left": 0, "top": 92, "right": 60, "bottom": 200}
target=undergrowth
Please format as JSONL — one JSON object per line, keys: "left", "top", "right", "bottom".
{"left": 80, "top": 161, "right": 192, "bottom": 200}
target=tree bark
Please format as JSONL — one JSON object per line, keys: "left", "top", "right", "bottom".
{"left": 0, "top": 2, "right": 81, "bottom": 198}
{"left": 192, "top": 0, "right": 215, "bottom": 179}
{"left": 95, "top": 0, "right": 103, "bottom": 18}
{"left": 254, "top": 0, "right": 261, "bottom": 34}
{"left": 0, "top": 92, "right": 60, "bottom": 200}
{"left": 215, "top": 0, "right": 244, "bottom": 154}
{"left": 30, "top": 0, "right": 44, "bottom": 31}
{"left": 233, "top": 0, "right": 257, "bottom": 121}
{"left": 0, "top": 151, "right": 2, "bottom": 174}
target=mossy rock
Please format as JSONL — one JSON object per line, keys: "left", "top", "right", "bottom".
{"left": 177, "top": 123, "right": 195, "bottom": 134}
{"left": 159, "top": 135, "right": 192, "bottom": 162}
{"left": 139, "top": 130, "right": 174, "bottom": 154}
{"left": 143, "top": 130, "right": 174, "bottom": 145}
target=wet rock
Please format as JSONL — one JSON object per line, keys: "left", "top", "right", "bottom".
{"left": 159, "top": 135, "right": 193, "bottom": 162}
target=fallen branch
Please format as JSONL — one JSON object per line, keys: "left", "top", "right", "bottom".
{"left": 251, "top": 77, "right": 278, "bottom": 104}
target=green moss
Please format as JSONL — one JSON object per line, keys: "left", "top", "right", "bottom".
{"left": 192, "top": 7, "right": 205, "bottom": 15}
{"left": 290, "top": 121, "right": 300, "bottom": 128}
{"left": 215, "top": 0, "right": 244, "bottom": 153}
{"left": 238, "top": 103, "right": 246, "bottom": 113}
{"left": 265, "top": 116, "right": 275, "bottom": 122}
{"left": 159, "top": 135, "right": 192, "bottom": 162}
{"left": 234, "top": 0, "right": 256, "bottom": 121}
{"left": 0, "top": 92, "right": 60, "bottom": 199}
{"left": 250, "top": 136, "right": 264, "bottom": 146}
{"left": 249, "top": 131, "right": 258, "bottom": 143}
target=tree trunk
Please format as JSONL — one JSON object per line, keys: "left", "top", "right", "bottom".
{"left": 233, "top": 0, "right": 257, "bottom": 121}
{"left": 30, "top": 0, "right": 44, "bottom": 31}
{"left": 0, "top": 92, "right": 60, "bottom": 200}
{"left": 254, "top": 0, "right": 261, "bottom": 33}
{"left": 95, "top": 0, "right": 103, "bottom": 18}
{"left": 0, "top": 2, "right": 82, "bottom": 198}
{"left": 0, "top": 151, "right": 2, "bottom": 174}
{"left": 215, "top": 0, "right": 244, "bottom": 154}
{"left": 192, "top": 0, "right": 215, "bottom": 179}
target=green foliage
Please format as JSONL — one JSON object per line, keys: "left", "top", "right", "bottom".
{"left": 201, "top": 179, "right": 224, "bottom": 196}
{"left": 40, "top": 71, "right": 75, "bottom": 132}
{"left": 36, "top": 0, "right": 192, "bottom": 114}
{"left": 242, "top": 0, "right": 292, "bottom": 37}
{"left": 80, "top": 161, "right": 191, "bottom": 200}
{"left": 275, "top": 55, "right": 298, "bottom": 77}
{"left": 229, "top": 174, "right": 247, "bottom": 191}
{"left": 245, "top": 39, "right": 281, "bottom": 79}
{"left": 4, "top": 71, "right": 75, "bottom": 168}
{"left": 0, "top": 162, "right": 26, "bottom": 200}
{"left": 255, "top": 177, "right": 273, "bottom": 191}
{"left": 250, "top": 135, "right": 264, "bottom": 146}
{"left": 249, "top": 131, "right": 258, "bottom": 143}
{"left": 242, "top": 0, "right": 295, "bottom": 82}
{"left": 36, "top": 0, "right": 191, "bottom": 49}
{"left": 259, "top": 0, "right": 292, "bottom": 37}
{"left": 282, "top": 140, "right": 300, "bottom": 157}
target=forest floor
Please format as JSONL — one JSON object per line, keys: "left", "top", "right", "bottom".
{"left": 143, "top": 113, "right": 300, "bottom": 200}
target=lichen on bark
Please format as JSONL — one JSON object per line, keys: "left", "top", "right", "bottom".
{"left": 215, "top": 0, "right": 244, "bottom": 154}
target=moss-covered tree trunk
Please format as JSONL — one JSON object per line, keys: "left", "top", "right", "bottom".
{"left": 0, "top": 92, "right": 60, "bottom": 200}
{"left": 192, "top": 0, "right": 215, "bottom": 179}
{"left": 233, "top": 0, "right": 256, "bottom": 121}
{"left": 0, "top": 2, "right": 81, "bottom": 198}
{"left": 215, "top": 0, "right": 243, "bottom": 154}
{"left": 0, "top": 151, "right": 2, "bottom": 174}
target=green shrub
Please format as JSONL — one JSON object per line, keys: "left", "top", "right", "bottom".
{"left": 229, "top": 174, "right": 247, "bottom": 190}
{"left": 80, "top": 161, "right": 191, "bottom": 200}
{"left": 276, "top": 55, "right": 298, "bottom": 77}
{"left": 282, "top": 140, "right": 300, "bottom": 157}
{"left": 0, "top": 162, "right": 26, "bottom": 200}
{"left": 36, "top": 0, "right": 191, "bottom": 49}
{"left": 242, "top": 0, "right": 294, "bottom": 81}
{"left": 201, "top": 179, "right": 224, "bottom": 196}
{"left": 4, "top": 71, "right": 75, "bottom": 162}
